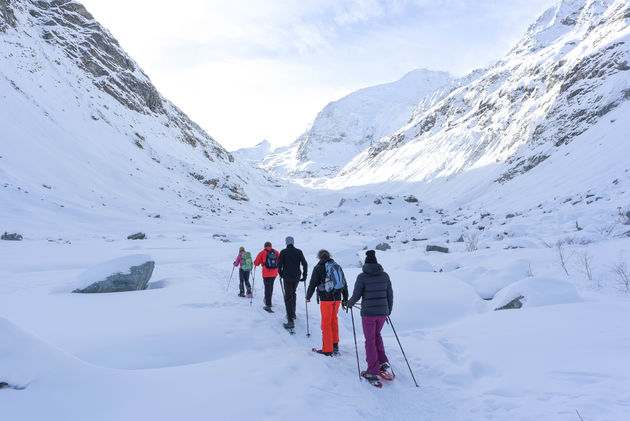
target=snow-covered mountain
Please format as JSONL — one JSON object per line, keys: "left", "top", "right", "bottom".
{"left": 325, "top": 0, "right": 630, "bottom": 208}
{"left": 0, "top": 0, "right": 271, "bottom": 236}
{"left": 262, "top": 69, "right": 453, "bottom": 179}
{"left": 231, "top": 140, "right": 272, "bottom": 163}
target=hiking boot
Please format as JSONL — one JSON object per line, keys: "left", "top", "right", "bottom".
{"left": 246, "top": 291, "right": 252, "bottom": 298}
{"left": 284, "top": 319, "right": 294, "bottom": 329}
{"left": 333, "top": 343, "right": 340, "bottom": 355}
{"left": 380, "top": 362, "right": 390, "bottom": 372}
{"left": 237, "top": 292, "right": 245, "bottom": 297}
{"left": 361, "top": 371, "right": 379, "bottom": 381}
{"left": 315, "top": 349, "right": 333, "bottom": 356}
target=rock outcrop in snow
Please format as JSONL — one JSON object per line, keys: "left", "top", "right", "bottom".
{"left": 73, "top": 255, "right": 155, "bottom": 293}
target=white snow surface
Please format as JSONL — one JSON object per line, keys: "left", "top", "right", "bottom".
{"left": 2, "top": 1, "right": 630, "bottom": 420}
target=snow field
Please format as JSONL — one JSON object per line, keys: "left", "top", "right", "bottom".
{"left": 1, "top": 211, "right": 629, "bottom": 421}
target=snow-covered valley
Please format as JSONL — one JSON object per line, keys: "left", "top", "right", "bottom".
{"left": 2, "top": 0, "right": 630, "bottom": 420}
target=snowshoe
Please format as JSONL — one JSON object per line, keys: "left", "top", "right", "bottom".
{"left": 361, "top": 371, "right": 383, "bottom": 388}
{"left": 379, "top": 362, "right": 395, "bottom": 381}
{"left": 283, "top": 322, "right": 295, "bottom": 334}
{"left": 312, "top": 348, "right": 333, "bottom": 357}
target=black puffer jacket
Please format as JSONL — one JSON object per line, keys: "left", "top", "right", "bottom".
{"left": 306, "top": 258, "right": 349, "bottom": 302}
{"left": 278, "top": 244, "right": 308, "bottom": 280}
{"left": 348, "top": 263, "right": 393, "bottom": 317}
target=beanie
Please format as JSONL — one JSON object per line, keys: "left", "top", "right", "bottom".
{"left": 365, "top": 250, "right": 377, "bottom": 264}
{"left": 264, "top": 241, "right": 272, "bottom": 248}
{"left": 285, "top": 236, "right": 294, "bottom": 245}
{"left": 239, "top": 246, "right": 245, "bottom": 252}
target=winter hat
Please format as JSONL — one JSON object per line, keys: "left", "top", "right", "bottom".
{"left": 285, "top": 236, "right": 294, "bottom": 245}
{"left": 239, "top": 246, "right": 245, "bottom": 252}
{"left": 365, "top": 250, "right": 377, "bottom": 264}
{"left": 264, "top": 241, "right": 272, "bottom": 248}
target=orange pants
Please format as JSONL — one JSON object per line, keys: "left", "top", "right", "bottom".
{"left": 320, "top": 300, "right": 340, "bottom": 353}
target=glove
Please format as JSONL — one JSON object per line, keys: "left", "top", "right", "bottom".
{"left": 341, "top": 300, "right": 348, "bottom": 312}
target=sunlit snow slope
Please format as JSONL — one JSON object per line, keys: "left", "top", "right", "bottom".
{"left": 325, "top": 0, "right": 630, "bottom": 208}
{"left": 262, "top": 69, "right": 453, "bottom": 179}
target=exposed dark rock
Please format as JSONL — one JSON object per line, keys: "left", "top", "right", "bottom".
{"left": 495, "top": 295, "right": 524, "bottom": 311}
{"left": 373, "top": 198, "right": 382, "bottom": 205}
{"left": 0, "top": 0, "right": 17, "bottom": 31}
{"left": 73, "top": 261, "right": 155, "bottom": 293}
{"left": 404, "top": 195, "right": 418, "bottom": 203}
{"left": 1, "top": 232, "right": 23, "bottom": 241}
{"left": 426, "top": 245, "right": 449, "bottom": 253}
{"left": 375, "top": 242, "right": 391, "bottom": 251}
{"left": 127, "top": 232, "right": 146, "bottom": 240}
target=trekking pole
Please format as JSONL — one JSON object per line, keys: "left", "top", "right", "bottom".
{"left": 387, "top": 316, "right": 419, "bottom": 388}
{"left": 226, "top": 266, "right": 235, "bottom": 292}
{"left": 303, "top": 281, "right": 310, "bottom": 337}
{"left": 250, "top": 267, "right": 256, "bottom": 306}
{"left": 350, "top": 307, "right": 362, "bottom": 381}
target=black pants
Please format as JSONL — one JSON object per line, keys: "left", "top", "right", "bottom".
{"left": 239, "top": 269, "right": 251, "bottom": 294}
{"left": 263, "top": 276, "right": 276, "bottom": 307}
{"left": 282, "top": 278, "right": 300, "bottom": 320}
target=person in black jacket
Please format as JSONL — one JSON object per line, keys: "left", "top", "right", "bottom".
{"left": 278, "top": 236, "right": 308, "bottom": 329}
{"left": 306, "top": 249, "right": 349, "bottom": 356}
{"left": 348, "top": 250, "right": 393, "bottom": 381}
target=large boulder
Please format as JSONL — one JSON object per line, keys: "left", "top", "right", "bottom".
{"left": 426, "top": 245, "right": 449, "bottom": 253}
{"left": 375, "top": 242, "right": 391, "bottom": 251}
{"left": 1, "top": 232, "right": 23, "bottom": 241}
{"left": 73, "top": 255, "right": 154, "bottom": 293}
{"left": 127, "top": 232, "right": 146, "bottom": 240}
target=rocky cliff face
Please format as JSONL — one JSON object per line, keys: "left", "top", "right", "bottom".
{"left": 330, "top": 0, "right": 630, "bottom": 197}
{"left": 1, "top": 0, "right": 231, "bottom": 161}
{"left": 0, "top": 0, "right": 263, "bottom": 233}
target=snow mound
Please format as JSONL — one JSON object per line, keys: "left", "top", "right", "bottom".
{"left": 0, "top": 317, "right": 80, "bottom": 389}
{"left": 457, "top": 260, "right": 535, "bottom": 299}
{"left": 491, "top": 277, "right": 582, "bottom": 309}
{"left": 391, "top": 271, "right": 484, "bottom": 330}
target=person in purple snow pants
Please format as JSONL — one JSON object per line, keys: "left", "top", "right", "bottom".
{"left": 347, "top": 250, "right": 394, "bottom": 382}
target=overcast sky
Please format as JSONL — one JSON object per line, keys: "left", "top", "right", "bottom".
{"left": 79, "top": 0, "right": 557, "bottom": 151}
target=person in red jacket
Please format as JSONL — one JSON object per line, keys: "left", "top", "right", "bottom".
{"left": 254, "top": 241, "right": 280, "bottom": 312}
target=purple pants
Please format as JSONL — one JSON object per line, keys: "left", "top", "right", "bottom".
{"left": 361, "top": 315, "right": 389, "bottom": 375}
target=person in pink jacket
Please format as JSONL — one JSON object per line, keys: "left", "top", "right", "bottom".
{"left": 233, "top": 246, "right": 253, "bottom": 297}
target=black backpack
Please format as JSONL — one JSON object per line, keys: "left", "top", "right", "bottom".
{"left": 265, "top": 250, "right": 278, "bottom": 269}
